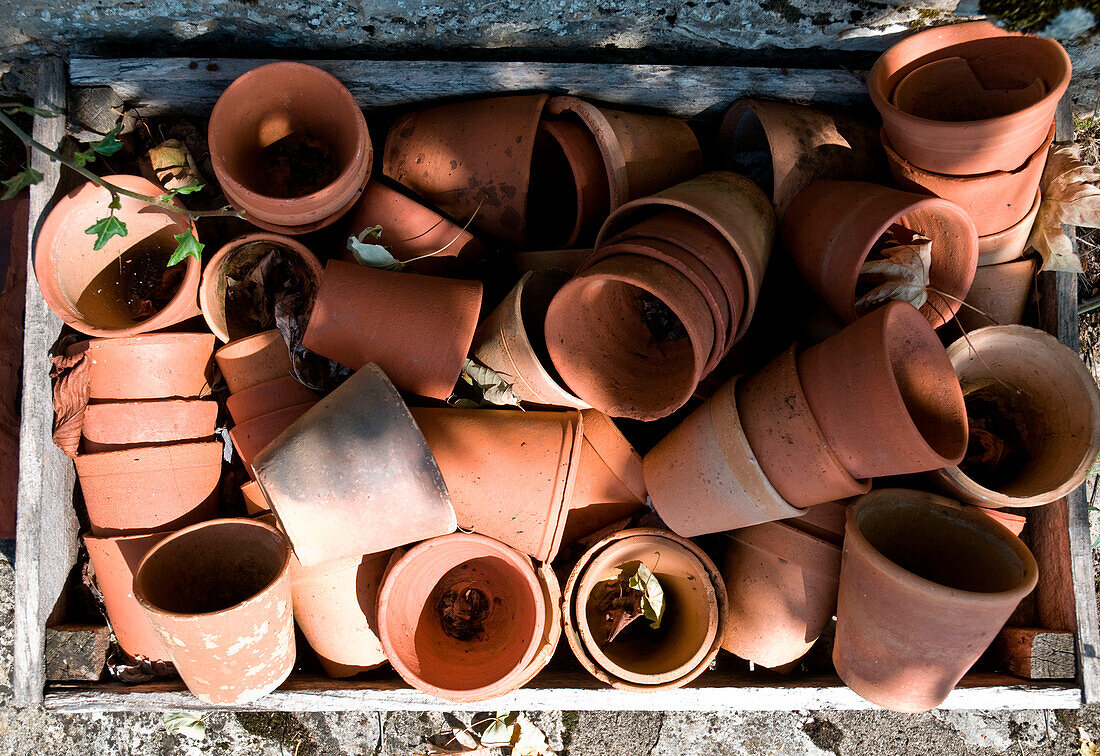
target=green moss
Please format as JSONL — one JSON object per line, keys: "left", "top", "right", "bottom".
{"left": 980, "top": 0, "right": 1100, "bottom": 32}
{"left": 907, "top": 8, "right": 949, "bottom": 29}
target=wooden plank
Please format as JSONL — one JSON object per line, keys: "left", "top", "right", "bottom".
{"left": 12, "top": 57, "right": 80, "bottom": 707}
{"left": 45, "top": 624, "right": 110, "bottom": 682}
{"left": 68, "top": 58, "right": 871, "bottom": 118}
{"left": 1030, "top": 498, "right": 1077, "bottom": 632}
{"left": 995, "top": 628, "right": 1077, "bottom": 680}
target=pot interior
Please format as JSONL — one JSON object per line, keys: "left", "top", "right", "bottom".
{"left": 520, "top": 269, "right": 573, "bottom": 385}
{"left": 528, "top": 125, "right": 581, "bottom": 249}
{"left": 216, "top": 240, "right": 319, "bottom": 342}
{"left": 135, "top": 521, "right": 287, "bottom": 615}
{"left": 724, "top": 107, "right": 774, "bottom": 198}
{"left": 854, "top": 494, "right": 1028, "bottom": 593}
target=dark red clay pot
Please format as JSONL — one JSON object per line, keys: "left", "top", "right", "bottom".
{"left": 214, "top": 330, "right": 292, "bottom": 395}
{"left": 722, "top": 520, "right": 841, "bottom": 671}
{"left": 35, "top": 175, "right": 200, "bottom": 338}
{"left": 645, "top": 377, "right": 803, "bottom": 537}
{"left": 718, "top": 98, "right": 885, "bottom": 217}
{"left": 377, "top": 533, "right": 548, "bottom": 702}
{"left": 229, "top": 401, "right": 316, "bottom": 476}
{"left": 736, "top": 346, "right": 869, "bottom": 508}
{"left": 783, "top": 498, "right": 849, "bottom": 544}
{"left": 75, "top": 440, "right": 222, "bottom": 536}
{"left": 544, "top": 254, "right": 715, "bottom": 421}
{"left": 870, "top": 21, "right": 1070, "bottom": 175}
{"left": 302, "top": 260, "right": 482, "bottom": 400}
{"left": 383, "top": 94, "right": 549, "bottom": 248}
{"left": 84, "top": 531, "right": 172, "bottom": 663}
{"left": 253, "top": 364, "right": 455, "bottom": 566}
{"left": 834, "top": 489, "right": 1037, "bottom": 712}
{"left": 70, "top": 334, "right": 215, "bottom": 401}
{"left": 208, "top": 62, "right": 372, "bottom": 231}
{"left": 563, "top": 528, "right": 728, "bottom": 691}
{"left": 226, "top": 375, "right": 318, "bottom": 425}
{"left": 340, "top": 180, "right": 486, "bottom": 272}
{"left": 134, "top": 518, "right": 295, "bottom": 705}
{"left": 797, "top": 301, "right": 968, "bottom": 480}
{"left": 782, "top": 179, "right": 978, "bottom": 329}
{"left": 954, "top": 257, "right": 1036, "bottom": 332}
{"left": 528, "top": 119, "right": 610, "bottom": 248}
{"left": 82, "top": 399, "right": 219, "bottom": 453}
{"left": 199, "top": 232, "right": 322, "bottom": 343}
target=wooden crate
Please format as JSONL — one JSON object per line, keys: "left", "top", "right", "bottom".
{"left": 14, "top": 56, "right": 1100, "bottom": 711}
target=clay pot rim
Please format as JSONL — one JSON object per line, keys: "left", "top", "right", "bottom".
{"left": 882, "top": 121, "right": 1054, "bottom": 183}
{"left": 83, "top": 530, "right": 168, "bottom": 547}
{"left": 199, "top": 232, "right": 322, "bottom": 343}
{"left": 937, "top": 325, "right": 1100, "bottom": 507}
{"left": 220, "top": 170, "right": 371, "bottom": 235}
{"left": 215, "top": 329, "right": 285, "bottom": 361}
{"left": 75, "top": 437, "right": 223, "bottom": 465}
{"left": 868, "top": 21, "right": 1071, "bottom": 131}
{"left": 510, "top": 561, "right": 564, "bottom": 690}
{"left": 847, "top": 489, "right": 1038, "bottom": 603}
{"left": 978, "top": 188, "right": 1042, "bottom": 262}
{"left": 376, "top": 532, "right": 546, "bottom": 702}
{"left": 35, "top": 175, "right": 201, "bottom": 338}
{"left": 208, "top": 62, "right": 372, "bottom": 214}
{"left": 562, "top": 527, "right": 729, "bottom": 691}
{"left": 133, "top": 517, "right": 291, "bottom": 618}
{"left": 68, "top": 331, "right": 215, "bottom": 357}
{"left": 536, "top": 119, "right": 601, "bottom": 249}
{"left": 545, "top": 95, "right": 631, "bottom": 209}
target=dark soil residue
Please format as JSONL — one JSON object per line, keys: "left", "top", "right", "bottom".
{"left": 259, "top": 131, "right": 339, "bottom": 198}
{"left": 438, "top": 584, "right": 490, "bottom": 641}
{"left": 639, "top": 292, "right": 687, "bottom": 342}
{"left": 959, "top": 388, "right": 1032, "bottom": 490}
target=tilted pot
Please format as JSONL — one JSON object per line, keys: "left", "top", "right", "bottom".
{"left": 240, "top": 480, "right": 271, "bottom": 516}
{"left": 645, "top": 377, "right": 803, "bottom": 537}
{"left": 70, "top": 333, "right": 214, "bottom": 401}
{"left": 869, "top": 21, "right": 1070, "bottom": 174}
{"left": 563, "top": 528, "right": 728, "bottom": 691}
{"left": 253, "top": 364, "right": 456, "bottom": 566}
{"left": 933, "top": 325, "right": 1100, "bottom": 508}
{"left": 782, "top": 179, "right": 978, "bottom": 329}
{"left": 376, "top": 533, "right": 548, "bottom": 702}
{"left": 528, "top": 118, "right": 610, "bottom": 248}
{"left": 718, "top": 98, "right": 885, "bottom": 217}
{"left": 214, "top": 330, "right": 291, "bottom": 395}
{"left": 229, "top": 401, "right": 316, "bottom": 475}
{"left": 302, "top": 260, "right": 482, "bottom": 400}
{"left": 81, "top": 399, "right": 219, "bottom": 453}
{"left": 226, "top": 375, "right": 319, "bottom": 425}
{"left": 954, "top": 257, "right": 1037, "bottom": 332}
{"left": 797, "top": 300, "right": 969, "bottom": 480}
{"left": 35, "top": 175, "right": 201, "bottom": 338}
{"left": 834, "top": 489, "right": 1037, "bottom": 712}
{"left": 208, "top": 62, "right": 372, "bottom": 231}
{"left": 134, "top": 518, "right": 295, "bottom": 705}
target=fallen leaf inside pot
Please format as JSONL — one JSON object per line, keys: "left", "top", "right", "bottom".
{"left": 854, "top": 227, "right": 932, "bottom": 315}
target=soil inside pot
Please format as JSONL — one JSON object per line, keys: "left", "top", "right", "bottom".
{"left": 639, "top": 293, "right": 688, "bottom": 343}
{"left": 76, "top": 227, "right": 186, "bottom": 328}
{"left": 437, "top": 583, "right": 491, "bottom": 641}
{"left": 259, "top": 131, "right": 340, "bottom": 198}
{"left": 958, "top": 386, "right": 1034, "bottom": 491}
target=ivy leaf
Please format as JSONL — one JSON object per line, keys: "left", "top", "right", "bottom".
{"left": 461, "top": 358, "right": 522, "bottom": 408}
{"left": 3, "top": 104, "right": 61, "bottom": 118}
{"left": 855, "top": 231, "right": 932, "bottom": 314}
{"left": 84, "top": 214, "right": 128, "bottom": 251}
{"left": 1, "top": 167, "right": 43, "bottom": 200}
{"left": 167, "top": 230, "right": 204, "bottom": 267}
{"left": 172, "top": 182, "right": 205, "bottom": 195}
{"left": 72, "top": 149, "right": 97, "bottom": 168}
{"left": 161, "top": 711, "right": 205, "bottom": 742}
{"left": 90, "top": 121, "right": 124, "bottom": 156}
{"left": 627, "top": 562, "right": 665, "bottom": 629}
{"left": 347, "top": 232, "right": 404, "bottom": 271}
{"left": 108, "top": 195, "right": 121, "bottom": 211}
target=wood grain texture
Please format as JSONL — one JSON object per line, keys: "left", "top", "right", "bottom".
{"left": 996, "top": 628, "right": 1077, "bottom": 680}
{"left": 13, "top": 57, "right": 80, "bottom": 707}
{"left": 68, "top": 58, "right": 871, "bottom": 118}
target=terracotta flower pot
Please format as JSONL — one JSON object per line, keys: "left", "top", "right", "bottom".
{"left": 69, "top": 333, "right": 214, "bottom": 401}
{"left": 645, "top": 377, "right": 803, "bottom": 537}
{"left": 722, "top": 520, "right": 841, "bottom": 670}
{"left": 563, "top": 528, "right": 728, "bottom": 691}
{"left": 736, "top": 346, "right": 870, "bottom": 508}
{"left": 376, "top": 532, "right": 548, "bottom": 702}
{"left": 975, "top": 506, "right": 1027, "bottom": 536}
{"left": 253, "top": 364, "right": 455, "bottom": 566}
{"left": 75, "top": 440, "right": 223, "bottom": 536}
{"left": 82, "top": 399, "right": 219, "bottom": 453}
{"left": 514, "top": 248, "right": 594, "bottom": 275}
{"left": 834, "top": 489, "right": 1038, "bottom": 712}
{"left": 718, "top": 98, "right": 885, "bottom": 216}
{"left": 289, "top": 549, "right": 391, "bottom": 678}
{"left": 955, "top": 257, "right": 1037, "bottom": 332}
{"left": 978, "top": 189, "right": 1041, "bottom": 266}
{"left": 230, "top": 401, "right": 316, "bottom": 475}
{"left": 199, "top": 232, "right": 323, "bottom": 343}
{"left": 869, "top": 21, "right": 1070, "bottom": 175}
{"left": 783, "top": 498, "right": 848, "bottom": 544}
{"left": 797, "top": 301, "right": 968, "bottom": 480}
{"left": 782, "top": 179, "right": 978, "bottom": 328}
{"left": 544, "top": 255, "right": 715, "bottom": 421}
{"left": 302, "top": 260, "right": 482, "bottom": 401}
{"left": 528, "top": 119, "right": 610, "bottom": 248}
{"left": 411, "top": 407, "right": 645, "bottom": 562}
{"left": 240, "top": 480, "right": 271, "bottom": 516}
{"left": 383, "top": 94, "right": 549, "bottom": 247}
{"left": 34, "top": 175, "right": 200, "bottom": 338}
{"left": 84, "top": 531, "right": 172, "bottom": 662}
{"left": 226, "top": 375, "right": 318, "bottom": 425}
{"left": 933, "top": 326, "right": 1100, "bottom": 508}
{"left": 340, "top": 180, "right": 486, "bottom": 272}
{"left": 215, "top": 330, "right": 292, "bottom": 395}
{"left": 544, "top": 96, "right": 703, "bottom": 211}
{"left": 596, "top": 171, "right": 774, "bottom": 339}
{"left": 510, "top": 562, "right": 563, "bottom": 689}
{"left": 134, "top": 518, "right": 295, "bottom": 705}
{"left": 208, "top": 62, "right": 372, "bottom": 231}
{"left": 883, "top": 124, "right": 1053, "bottom": 237}
{"left": 471, "top": 270, "right": 589, "bottom": 409}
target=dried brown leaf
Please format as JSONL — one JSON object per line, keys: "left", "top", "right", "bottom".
{"left": 855, "top": 232, "right": 932, "bottom": 312}
{"left": 1030, "top": 143, "right": 1098, "bottom": 272}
